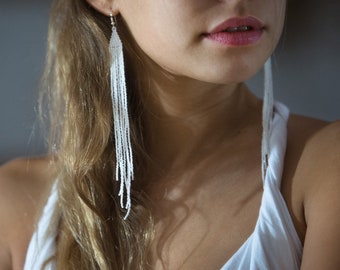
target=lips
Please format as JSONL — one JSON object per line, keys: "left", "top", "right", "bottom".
{"left": 209, "top": 16, "right": 264, "bottom": 34}
{"left": 204, "top": 16, "right": 265, "bottom": 46}
{"left": 224, "top": 26, "right": 253, "bottom": 33}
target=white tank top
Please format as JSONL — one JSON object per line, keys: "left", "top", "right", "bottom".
{"left": 24, "top": 102, "right": 302, "bottom": 270}
{"left": 220, "top": 102, "right": 302, "bottom": 269}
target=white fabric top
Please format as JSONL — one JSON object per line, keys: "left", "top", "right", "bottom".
{"left": 221, "top": 102, "right": 302, "bottom": 269}
{"left": 24, "top": 102, "right": 302, "bottom": 270}
{"left": 24, "top": 181, "right": 57, "bottom": 270}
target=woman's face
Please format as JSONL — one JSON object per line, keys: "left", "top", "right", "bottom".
{"left": 117, "top": 0, "right": 286, "bottom": 84}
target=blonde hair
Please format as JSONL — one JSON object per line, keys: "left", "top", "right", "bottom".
{"left": 41, "top": 0, "right": 155, "bottom": 269}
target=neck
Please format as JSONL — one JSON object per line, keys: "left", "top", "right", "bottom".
{"left": 139, "top": 70, "right": 261, "bottom": 173}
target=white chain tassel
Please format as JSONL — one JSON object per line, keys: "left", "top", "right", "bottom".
{"left": 262, "top": 57, "right": 274, "bottom": 183}
{"left": 109, "top": 18, "right": 134, "bottom": 219}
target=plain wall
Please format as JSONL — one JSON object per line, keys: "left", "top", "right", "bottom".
{"left": 0, "top": 0, "right": 51, "bottom": 164}
{"left": 248, "top": 0, "right": 340, "bottom": 120}
{"left": 1, "top": 0, "right": 340, "bottom": 164}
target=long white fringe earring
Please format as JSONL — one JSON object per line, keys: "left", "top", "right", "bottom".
{"left": 109, "top": 14, "right": 134, "bottom": 219}
{"left": 261, "top": 57, "right": 274, "bottom": 183}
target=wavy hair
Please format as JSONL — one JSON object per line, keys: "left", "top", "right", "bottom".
{"left": 41, "top": 0, "right": 155, "bottom": 269}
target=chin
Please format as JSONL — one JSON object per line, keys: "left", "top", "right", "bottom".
{"left": 198, "top": 68, "right": 261, "bottom": 85}
{"left": 194, "top": 58, "right": 265, "bottom": 84}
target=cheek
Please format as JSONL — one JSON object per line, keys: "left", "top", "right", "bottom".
{"left": 273, "top": 0, "right": 286, "bottom": 38}
{"left": 118, "top": 0, "right": 202, "bottom": 66}
{"left": 120, "top": 5, "right": 178, "bottom": 56}
{"left": 260, "top": 0, "right": 286, "bottom": 54}
{"left": 121, "top": 15, "right": 194, "bottom": 75}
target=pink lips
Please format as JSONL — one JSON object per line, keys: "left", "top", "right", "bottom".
{"left": 204, "top": 16, "right": 264, "bottom": 46}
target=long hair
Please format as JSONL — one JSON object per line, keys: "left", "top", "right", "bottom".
{"left": 41, "top": 0, "right": 155, "bottom": 269}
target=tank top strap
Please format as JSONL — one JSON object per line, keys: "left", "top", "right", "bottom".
{"left": 264, "top": 101, "right": 290, "bottom": 188}
{"left": 24, "top": 181, "right": 58, "bottom": 270}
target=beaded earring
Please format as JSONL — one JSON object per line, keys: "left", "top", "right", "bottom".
{"left": 262, "top": 57, "right": 274, "bottom": 182}
{"left": 109, "top": 14, "right": 134, "bottom": 219}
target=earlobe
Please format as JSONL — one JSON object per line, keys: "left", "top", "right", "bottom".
{"left": 86, "top": 0, "right": 119, "bottom": 16}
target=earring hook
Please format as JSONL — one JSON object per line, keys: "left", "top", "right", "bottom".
{"left": 110, "top": 13, "right": 114, "bottom": 26}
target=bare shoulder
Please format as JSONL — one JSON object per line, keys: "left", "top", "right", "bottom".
{"left": 282, "top": 114, "right": 329, "bottom": 204}
{"left": 0, "top": 156, "right": 56, "bottom": 270}
{"left": 293, "top": 118, "right": 340, "bottom": 209}
{"left": 284, "top": 115, "right": 340, "bottom": 269}
{"left": 290, "top": 117, "right": 340, "bottom": 183}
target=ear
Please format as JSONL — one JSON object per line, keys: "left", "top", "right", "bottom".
{"left": 87, "top": 0, "right": 119, "bottom": 16}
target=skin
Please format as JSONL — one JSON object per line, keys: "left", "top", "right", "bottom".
{"left": 0, "top": 157, "right": 56, "bottom": 270}
{"left": 1, "top": 0, "right": 340, "bottom": 269}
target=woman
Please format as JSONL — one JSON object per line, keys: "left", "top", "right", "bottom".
{"left": 0, "top": 0, "right": 339, "bottom": 269}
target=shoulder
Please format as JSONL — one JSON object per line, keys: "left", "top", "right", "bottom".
{"left": 0, "top": 156, "right": 56, "bottom": 270}
{"left": 291, "top": 118, "right": 340, "bottom": 212}
{"left": 284, "top": 116, "right": 340, "bottom": 269}
{"left": 282, "top": 114, "right": 330, "bottom": 201}
{"left": 288, "top": 117, "right": 340, "bottom": 185}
